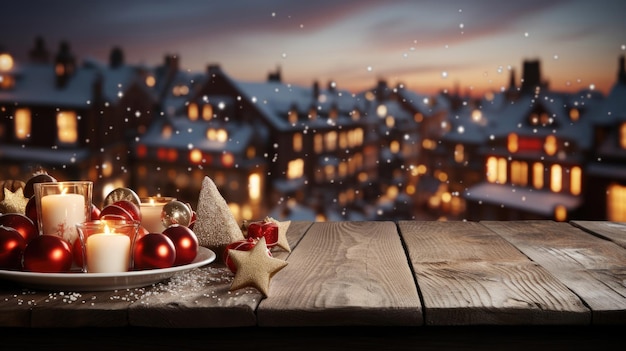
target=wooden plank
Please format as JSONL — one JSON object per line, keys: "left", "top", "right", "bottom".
{"left": 398, "top": 221, "right": 589, "bottom": 326}
{"left": 482, "top": 220, "right": 626, "bottom": 325}
{"left": 571, "top": 221, "right": 626, "bottom": 249}
{"left": 0, "top": 281, "right": 46, "bottom": 327}
{"left": 30, "top": 289, "right": 137, "bottom": 327}
{"left": 128, "top": 265, "right": 260, "bottom": 327}
{"left": 128, "top": 221, "right": 313, "bottom": 327}
{"left": 257, "top": 221, "right": 423, "bottom": 327}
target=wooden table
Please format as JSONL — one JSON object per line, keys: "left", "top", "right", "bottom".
{"left": 1, "top": 221, "right": 624, "bottom": 350}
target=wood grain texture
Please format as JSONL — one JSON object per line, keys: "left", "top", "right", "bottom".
{"left": 571, "top": 220, "right": 626, "bottom": 249}
{"left": 257, "top": 221, "right": 422, "bottom": 326}
{"left": 127, "top": 221, "right": 312, "bottom": 327}
{"left": 398, "top": 221, "right": 589, "bottom": 325}
{"left": 482, "top": 220, "right": 626, "bottom": 325}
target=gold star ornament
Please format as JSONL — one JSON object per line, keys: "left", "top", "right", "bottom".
{"left": 0, "top": 187, "right": 28, "bottom": 214}
{"left": 228, "top": 237, "right": 288, "bottom": 297}
{"left": 266, "top": 217, "right": 291, "bottom": 252}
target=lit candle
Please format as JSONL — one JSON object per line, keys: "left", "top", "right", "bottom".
{"left": 86, "top": 225, "right": 131, "bottom": 273}
{"left": 41, "top": 192, "right": 86, "bottom": 243}
{"left": 140, "top": 197, "right": 174, "bottom": 233}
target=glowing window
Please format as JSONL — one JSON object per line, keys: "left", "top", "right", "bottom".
{"left": 554, "top": 205, "right": 567, "bottom": 222}
{"left": 376, "top": 104, "right": 387, "bottom": 118}
{"left": 339, "top": 132, "right": 348, "bottom": 149}
{"left": 486, "top": 156, "right": 498, "bottom": 183}
{"left": 569, "top": 108, "right": 580, "bottom": 121}
{"left": 570, "top": 166, "right": 582, "bottom": 195}
{"left": 325, "top": 131, "right": 337, "bottom": 151}
{"left": 533, "top": 162, "right": 544, "bottom": 189}
{"left": 248, "top": 173, "right": 261, "bottom": 201}
{"left": 222, "top": 153, "right": 234, "bottom": 167}
{"left": 288, "top": 109, "right": 298, "bottom": 124}
{"left": 145, "top": 75, "right": 155, "bottom": 87}
{"left": 293, "top": 133, "right": 302, "bottom": 152}
{"left": 497, "top": 157, "right": 507, "bottom": 184}
{"left": 188, "top": 103, "right": 199, "bottom": 121}
{"left": 385, "top": 116, "right": 395, "bottom": 128}
{"left": 544, "top": 135, "right": 557, "bottom": 156}
{"left": 189, "top": 149, "right": 202, "bottom": 164}
{"left": 607, "top": 183, "right": 626, "bottom": 221}
{"left": 351, "top": 109, "right": 360, "bottom": 121}
{"left": 390, "top": 140, "right": 400, "bottom": 154}
{"left": 162, "top": 125, "right": 173, "bottom": 139}
{"left": 454, "top": 144, "right": 464, "bottom": 163}
{"left": 511, "top": 161, "right": 528, "bottom": 186}
{"left": 287, "top": 158, "right": 304, "bottom": 179}
{"left": 56, "top": 111, "right": 77, "bottom": 144}
{"left": 550, "top": 164, "right": 562, "bottom": 192}
{"left": 508, "top": 133, "right": 518, "bottom": 153}
{"left": 414, "top": 113, "right": 423, "bottom": 123}
{"left": 0, "top": 53, "right": 14, "bottom": 71}
{"left": 202, "top": 104, "right": 213, "bottom": 121}
{"left": 314, "top": 134, "right": 323, "bottom": 153}
{"left": 14, "top": 108, "right": 31, "bottom": 140}
{"left": 620, "top": 123, "right": 626, "bottom": 149}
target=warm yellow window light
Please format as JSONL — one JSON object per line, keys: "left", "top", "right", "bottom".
{"left": 287, "top": 158, "right": 304, "bottom": 179}
{"left": 544, "top": 135, "right": 557, "bottom": 156}
{"left": 486, "top": 156, "right": 498, "bottom": 183}
{"left": 0, "top": 53, "right": 14, "bottom": 71}
{"left": 507, "top": 133, "right": 518, "bottom": 153}
{"left": 248, "top": 173, "right": 261, "bottom": 201}
{"left": 293, "top": 133, "right": 303, "bottom": 152}
{"left": 56, "top": 111, "right": 77, "bottom": 143}
{"left": 570, "top": 166, "right": 582, "bottom": 195}
{"left": 15, "top": 108, "right": 31, "bottom": 140}
{"left": 533, "top": 162, "right": 544, "bottom": 189}
{"left": 188, "top": 103, "right": 199, "bottom": 121}
{"left": 550, "top": 164, "right": 562, "bottom": 192}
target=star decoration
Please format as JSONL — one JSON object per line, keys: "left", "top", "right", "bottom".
{"left": 0, "top": 187, "right": 28, "bottom": 214}
{"left": 266, "top": 217, "right": 291, "bottom": 252}
{"left": 229, "top": 236, "right": 288, "bottom": 297}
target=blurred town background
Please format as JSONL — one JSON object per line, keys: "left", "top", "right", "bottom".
{"left": 1, "top": 35, "right": 625, "bottom": 223}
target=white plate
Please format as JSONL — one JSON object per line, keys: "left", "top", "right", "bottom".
{"left": 0, "top": 247, "right": 216, "bottom": 292}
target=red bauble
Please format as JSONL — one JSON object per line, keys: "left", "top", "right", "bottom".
{"left": 247, "top": 221, "right": 279, "bottom": 248}
{"left": 0, "top": 213, "right": 38, "bottom": 244}
{"left": 90, "top": 203, "right": 101, "bottom": 220}
{"left": 99, "top": 204, "right": 133, "bottom": 221}
{"left": 163, "top": 225, "right": 198, "bottom": 266}
{"left": 23, "top": 173, "right": 57, "bottom": 199}
{"left": 223, "top": 238, "right": 272, "bottom": 273}
{"left": 22, "top": 235, "right": 73, "bottom": 273}
{"left": 112, "top": 200, "right": 142, "bottom": 222}
{"left": 0, "top": 225, "right": 27, "bottom": 270}
{"left": 133, "top": 233, "right": 176, "bottom": 270}
{"left": 25, "top": 196, "right": 38, "bottom": 226}
{"left": 72, "top": 237, "right": 84, "bottom": 268}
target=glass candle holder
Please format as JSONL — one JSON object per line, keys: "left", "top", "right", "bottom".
{"left": 34, "top": 181, "right": 93, "bottom": 244}
{"left": 75, "top": 219, "right": 140, "bottom": 273}
{"left": 139, "top": 197, "right": 175, "bottom": 233}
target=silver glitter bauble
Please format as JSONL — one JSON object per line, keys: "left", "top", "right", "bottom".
{"left": 161, "top": 200, "right": 192, "bottom": 228}
{"left": 103, "top": 187, "right": 141, "bottom": 207}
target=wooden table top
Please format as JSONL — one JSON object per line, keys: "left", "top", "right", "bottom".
{"left": 0, "top": 220, "right": 624, "bottom": 348}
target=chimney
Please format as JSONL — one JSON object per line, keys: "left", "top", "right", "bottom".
{"left": 109, "top": 46, "right": 124, "bottom": 68}
{"left": 29, "top": 36, "right": 50, "bottom": 63}
{"left": 312, "top": 80, "right": 320, "bottom": 100}
{"left": 54, "top": 41, "right": 76, "bottom": 88}
{"left": 267, "top": 65, "right": 281, "bottom": 82}
{"left": 619, "top": 55, "right": 626, "bottom": 85}
{"left": 520, "top": 59, "right": 542, "bottom": 93}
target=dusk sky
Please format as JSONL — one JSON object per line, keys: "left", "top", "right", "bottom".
{"left": 2, "top": 0, "right": 625, "bottom": 96}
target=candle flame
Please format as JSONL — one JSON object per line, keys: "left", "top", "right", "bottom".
{"left": 61, "top": 187, "right": 68, "bottom": 195}
{"left": 104, "top": 224, "right": 111, "bottom": 235}
{"left": 149, "top": 198, "right": 155, "bottom": 206}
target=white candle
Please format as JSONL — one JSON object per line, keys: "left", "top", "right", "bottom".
{"left": 41, "top": 193, "right": 86, "bottom": 243}
{"left": 140, "top": 198, "right": 169, "bottom": 233}
{"left": 86, "top": 233, "right": 131, "bottom": 273}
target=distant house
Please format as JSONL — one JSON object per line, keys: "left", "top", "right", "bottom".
{"left": 584, "top": 55, "right": 626, "bottom": 221}
{"left": 462, "top": 60, "right": 601, "bottom": 221}
{"left": 0, "top": 38, "right": 156, "bottom": 204}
